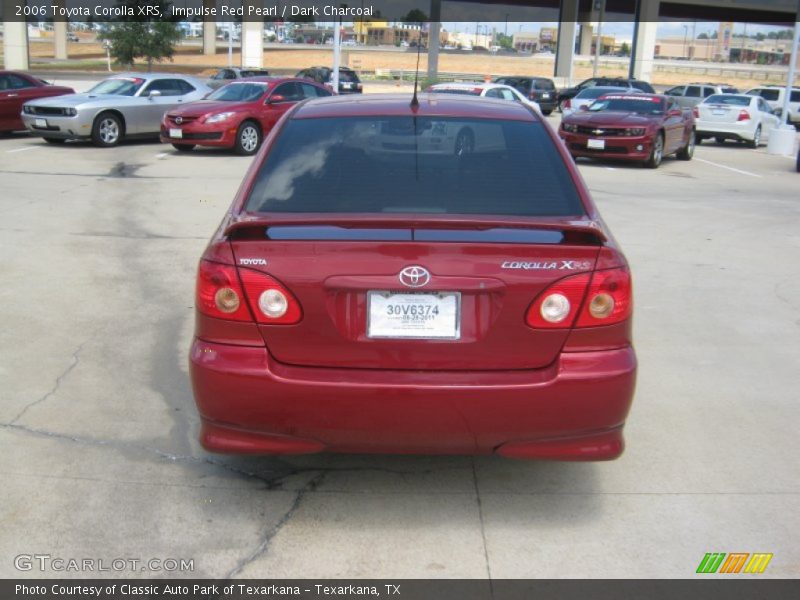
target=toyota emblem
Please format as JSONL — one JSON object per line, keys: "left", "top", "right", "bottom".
{"left": 398, "top": 266, "right": 431, "bottom": 288}
{"left": 175, "top": 116, "right": 183, "bottom": 125}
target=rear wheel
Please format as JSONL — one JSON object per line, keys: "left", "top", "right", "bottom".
{"left": 677, "top": 130, "right": 695, "bottom": 160}
{"left": 43, "top": 137, "right": 65, "bottom": 144}
{"left": 91, "top": 112, "right": 123, "bottom": 147}
{"left": 645, "top": 133, "right": 664, "bottom": 169}
{"left": 234, "top": 121, "right": 261, "bottom": 156}
{"left": 542, "top": 109, "right": 553, "bottom": 116}
{"left": 695, "top": 134, "right": 705, "bottom": 144}
{"left": 172, "top": 143, "right": 195, "bottom": 152}
{"left": 714, "top": 136, "right": 726, "bottom": 144}
{"left": 747, "top": 125, "right": 761, "bottom": 149}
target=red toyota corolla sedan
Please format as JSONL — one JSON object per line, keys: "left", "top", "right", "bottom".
{"left": 160, "top": 77, "right": 332, "bottom": 155}
{"left": 190, "top": 94, "right": 637, "bottom": 460}
{"left": 0, "top": 71, "right": 73, "bottom": 133}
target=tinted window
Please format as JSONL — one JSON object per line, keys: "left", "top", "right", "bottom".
{"left": 2, "top": 74, "right": 33, "bottom": 89}
{"left": 533, "top": 79, "right": 555, "bottom": 90}
{"left": 665, "top": 86, "right": 684, "bottom": 96}
{"left": 721, "top": 87, "right": 739, "bottom": 93}
{"left": 427, "top": 87, "right": 480, "bottom": 96}
{"left": 300, "top": 83, "right": 329, "bottom": 98}
{"left": 208, "top": 82, "right": 269, "bottom": 102}
{"left": 686, "top": 86, "right": 702, "bottom": 98}
{"left": 339, "top": 70, "right": 360, "bottom": 83}
{"left": 576, "top": 86, "right": 629, "bottom": 100}
{"left": 143, "top": 79, "right": 187, "bottom": 97}
{"left": 702, "top": 87, "right": 714, "bottom": 97}
{"left": 630, "top": 81, "right": 655, "bottom": 92}
{"left": 273, "top": 82, "right": 302, "bottom": 102}
{"left": 760, "top": 89, "right": 779, "bottom": 101}
{"left": 790, "top": 90, "right": 800, "bottom": 102}
{"left": 245, "top": 117, "right": 584, "bottom": 217}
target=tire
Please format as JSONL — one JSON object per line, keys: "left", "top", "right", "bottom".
{"left": 454, "top": 128, "right": 475, "bottom": 156}
{"left": 747, "top": 125, "right": 761, "bottom": 149}
{"left": 542, "top": 109, "right": 553, "bottom": 116}
{"left": 695, "top": 134, "right": 705, "bottom": 144}
{"left": 714, "top": 136, "right": 725, "bottom": 144}
{"left": 43, "top": 137, "right": 65, "bottom": 144}
{"left": 172, "top": 143, "right": 195, "bottom": 152}
{"left": 91, "top": 112, "right": 123, "bottom": 147}
{"left": 645, "top": 132, "right": 664, "bottom": 169}
{"left": 234, "top": 121, "right": 262, "bottom": 156}
{"left": 677, "top": 130, "right": 695, "bottom": 160}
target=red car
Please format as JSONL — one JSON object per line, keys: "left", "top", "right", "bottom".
{"left": 559, "top": 93, "right": 695, "bottom": 168}
{"left": 190, "top": 94, "right": 637, "bottom": 460}
{"left": 160, "top": 77, "right": 332, "bottom": 155}
{"left": 0, "top": 71, "right": 74, "bottom": 133}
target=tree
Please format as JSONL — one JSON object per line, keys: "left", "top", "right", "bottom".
{"left": 697, "top": 33, "right": 709, "bottom": 40}
{"left": 99, "top": 1, "right": 182, "bottom": 71}
{"left": 620, "top": 41, "right": 631, "bottom": 56}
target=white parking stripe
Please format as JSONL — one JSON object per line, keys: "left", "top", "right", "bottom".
{"left": 6, "top": 146, "right": 40, "bottom": 154}
{"left": 155, "top": 153, "right": 169, "bottom": 159}
{"left": 695, "top": 157, "right": 762, "bottom": 178}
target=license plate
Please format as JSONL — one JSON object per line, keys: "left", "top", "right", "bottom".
{"left": 541, "top": 93, "right": 550, "bottom": 99}
{"left": 587, "top": 138, "right": 605, "bottom": 150}
{"left": 712, "top": 109, "right": 726, "bottom": 116}
{"left": 170, "top": 128, "right": 183, "bottom": 138}
{"left": 35, "top": 118, "right": 47, "bottom": 128}
{"left": 342, "top": 82, "right": 352, "bottom": 89}
{"left": 367, "top": 291, "right": 460, "bottom": 340}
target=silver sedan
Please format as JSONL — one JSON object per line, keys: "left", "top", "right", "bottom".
{"left": 21, "top": 73, "right": 211, "bottom": 147}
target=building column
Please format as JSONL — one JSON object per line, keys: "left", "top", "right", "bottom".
{"left": 240, "top": 2, "right": 263, "bottom": 68}
{"left": 203, "top": 0, "right": 217, "bottom": 55}
{"left": 579, "top": 23, "right": 593, "bottom": 55}
{"left": 629, "top": 0, "right": 659, "bottom": 81}
{"left": 554, "top": 0, "right": 579, "bottom": 85}
{"left": 427, "top": 0, "right": 442, "bottom": 80}
{"left": 2, "top": 3, "right": 29, "bottom": 70}
{"left": 54, "top": 2, "right": 68, "bottom": 61}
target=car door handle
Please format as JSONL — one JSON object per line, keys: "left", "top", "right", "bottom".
{"left": 7, "top": 93, "right": 18, "bottom": 97}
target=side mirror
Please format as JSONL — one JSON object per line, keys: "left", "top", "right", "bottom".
{"left": 148, "top": 90, "right": 161, "bottom": 98}
{"left": 269, "top": 94, "right": 285, "bottom": 104}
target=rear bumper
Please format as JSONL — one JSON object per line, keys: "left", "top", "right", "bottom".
{"left": 190, "top": 340, "right": 637, "bottom": 460}
{"left": 696, "top": 121, "right": 755, "bottom": 141}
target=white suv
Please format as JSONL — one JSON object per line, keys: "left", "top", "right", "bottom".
{"left": 745, "top": 86, "right": 800, "bottom": 127}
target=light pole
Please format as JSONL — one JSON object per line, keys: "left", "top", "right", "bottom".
{"left": 593, "top": 0, "right": 605, "bottom": 78}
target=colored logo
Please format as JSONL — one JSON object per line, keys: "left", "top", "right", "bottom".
{"left": 696, "top": 553, "right": 773, "bottom": 574}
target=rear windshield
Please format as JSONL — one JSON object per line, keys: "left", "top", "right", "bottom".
{"left": 339, "top": 70, "right": 360, "bottom": 83}
{"left": 533, "top": 79, "right": 556, "bottom": 90}
{"left": 427, "top": 87, "right": 480, "bottom": 96}
{"left": 577, "top": 87, "right": 629, "bottom": 99}
{"left": 630, "top": 81, "right": 655, "bottom": 93}
{"left": 245, "top": 116, "right": 584, "bottom": 217}
{"left": 705, "top": 95, "right": 749, "bottom": 106}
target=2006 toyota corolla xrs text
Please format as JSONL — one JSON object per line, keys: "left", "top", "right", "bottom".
{"left": 189, "top": 93, "right": 637, "bottom": 460}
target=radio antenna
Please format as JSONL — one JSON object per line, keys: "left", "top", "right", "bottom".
{"left": 411, "top": 35, "right": 422, "bottom": 108}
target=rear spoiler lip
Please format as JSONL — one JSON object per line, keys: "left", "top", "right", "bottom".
{"left": 224, "top": 214, "right": 607, "bottom": 243}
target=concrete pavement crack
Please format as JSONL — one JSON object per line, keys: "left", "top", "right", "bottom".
{"left": 471, "top": 458, "right": 494, "bottom": 584}
{"left": 10, "top": 340, "right": 87, "bottom": 425}
{"left": 225, "top": 471, "right": 327, "bottom": 579}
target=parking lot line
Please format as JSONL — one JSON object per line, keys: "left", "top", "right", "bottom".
{"left": 5, "top": 146, "right": 40, "bottom": 154}
{"left": 695, "top": 157, "right": 762, "bottom": 178}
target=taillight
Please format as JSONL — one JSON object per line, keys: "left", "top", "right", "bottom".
{"left": 238, "top": 268, "right": 302, "bottom": 325}
{"left": 575, "top": 267, "right": 632, "bottom": 327}
{"left": 564, "top": 98, "right": 572, "bottom": 109}
{"left": 526, "top": 267, "right": 632, "bottom": 329}
{"left": 738, "top": 109, "right": 751, "bottom": 121}
{"left": 526, "top": 273, "right": 590, "bottom": 329}
{"left": 196, "top": 260, "right": 251, "bottom": 322}
{"left": 692, "top": 106, "right": 699, "bottom": 118}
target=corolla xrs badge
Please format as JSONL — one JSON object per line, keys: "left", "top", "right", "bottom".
{"left": 175, "top": 116, "right": 183, "bottom": 125}
{"left": 399, "top": 266, "right": 431, "bottom": 288}
{"left": 239, "top": 258, "right": 267, "bottom": 266}
{"left": 501, "top": 260, "right": 593, "bottom": 271}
